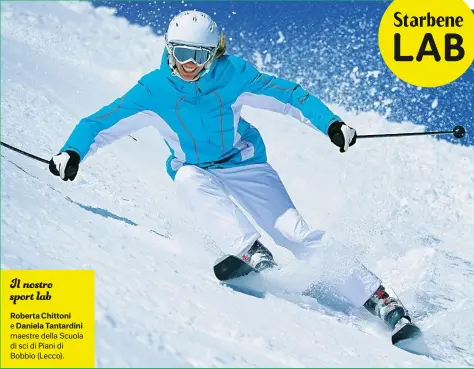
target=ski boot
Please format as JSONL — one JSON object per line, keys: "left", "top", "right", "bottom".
{"left": 364, "top": 285, "right": 422, "bottom": 345}
{"left": 213, "top": 240, "right": 277, "bottom": 281}
{"left": 364, "top": 285, "right": 410, "bottom": 329}
{"left": 238, "top": 240, "right": 277, "bottom": 272}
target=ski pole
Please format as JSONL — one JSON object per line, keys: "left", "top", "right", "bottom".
{"left": 1, "top": 141, "right": 49, "bottom": 164}
{"left": 1, "top": 141, "right": 78, "bottom": 178}
{"left": 356, "top": 125, "right": 466, "bottom": 139}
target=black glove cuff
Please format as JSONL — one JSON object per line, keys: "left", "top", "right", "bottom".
{"left": 65, "top": 150, "right": 81, "bottom": 165}
{"left": 327, "top": 121, "right": 346, "bottom": 141}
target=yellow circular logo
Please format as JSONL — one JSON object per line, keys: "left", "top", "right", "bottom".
{"left": 379, "top": 0, "right": 474, "bottom": 87}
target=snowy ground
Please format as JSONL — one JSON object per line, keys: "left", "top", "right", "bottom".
{"left": 2, "top": 2, "right": 474, "bottom": 367}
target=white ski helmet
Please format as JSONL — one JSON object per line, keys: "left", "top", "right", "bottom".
{"left": 166, "top": 11, "right": 219, "bottom": 49}
{"left": 165, "top": 11, "right": 220, "bottom": 80}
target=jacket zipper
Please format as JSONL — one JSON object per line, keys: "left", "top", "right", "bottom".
{"left": 194, "top": 81, "right": 202, "bottom": 93}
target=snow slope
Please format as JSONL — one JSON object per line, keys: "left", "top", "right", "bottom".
{"left": 2, "top": 2, "right": 474, "bottom": 367}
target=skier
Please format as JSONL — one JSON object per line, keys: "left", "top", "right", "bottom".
{"left": 49, "top": 10, "right": 418, "bottom": 341}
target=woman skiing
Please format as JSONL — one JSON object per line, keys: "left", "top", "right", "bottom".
{"left": 49, "top": 10, "right": 418, "bottom": 342}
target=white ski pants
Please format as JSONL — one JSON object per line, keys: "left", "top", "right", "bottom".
{"left": 175, "top": 163, "right": 381, "bottom": 307}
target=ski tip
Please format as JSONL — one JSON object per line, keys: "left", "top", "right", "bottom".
{"left": 391, "top": 323, "right": 437, "bottom": 358}
{"left": 392, "top": 323, "right": 422, "bottom": 346}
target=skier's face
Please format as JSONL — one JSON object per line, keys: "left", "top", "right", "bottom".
{"left": 176, "top": 60, "right": 204, "bottom": 81}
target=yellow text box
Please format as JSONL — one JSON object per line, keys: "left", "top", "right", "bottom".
{"left": 1, "top": 270, "right": 94, "bottom": 368}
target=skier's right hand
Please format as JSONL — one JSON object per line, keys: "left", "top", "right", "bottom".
{"left": 49, "top": 150, "right": 80, "bottom": 181}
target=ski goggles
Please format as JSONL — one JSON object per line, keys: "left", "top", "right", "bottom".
{"left": 171, "top": 45, "right": 215, "bottom": 66}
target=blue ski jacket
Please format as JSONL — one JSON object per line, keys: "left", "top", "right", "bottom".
{"left": 61, "top": 51, "right": 340, "bottom": 179}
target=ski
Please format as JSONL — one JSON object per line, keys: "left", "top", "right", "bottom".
{"left": 390, "top": 319, "right": 437, "bottom": 358}
{"left": 213, "top": 254, "right": 258, "bottom": 281}
{"left": 392, "top": 321, "right": 422, "bottom": 345}
{"left": 215, "top": 255, "right": 436, "bottom": 358}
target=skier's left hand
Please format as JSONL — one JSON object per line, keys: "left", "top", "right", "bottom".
{"left": 328, "top": 121, "right": 357, "bottom": 153}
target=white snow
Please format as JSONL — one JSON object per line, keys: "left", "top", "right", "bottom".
{"left": 366, "top": 70, "right": 381, "bottom": 79}
{"left": 2, "top": 2, "right": 474, "bottom": 367}
{"left": 276, "top": 31, "right": 285, "bottom": 44}
{"left": 350, "top": 66, "right": 361, "bottom": 85}
{"left": 264, "top": 52, "right": 272, "bottom": 64}
{"left": 432, "top": 97, "right": 439, "bottom": 109}
{"left": 252, "top": 50, "right": 264, "bottom": 71}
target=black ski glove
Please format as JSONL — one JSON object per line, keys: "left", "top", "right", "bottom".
{"left": 328, "top": 121, "right": 357, "bottom": 153}
{"left": 49, "top": 150, "right": 80, "bottom": 181}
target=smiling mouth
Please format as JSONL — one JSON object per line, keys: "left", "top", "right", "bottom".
{"left": 182, "top": 65, "right": 198, "bottom": 73}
